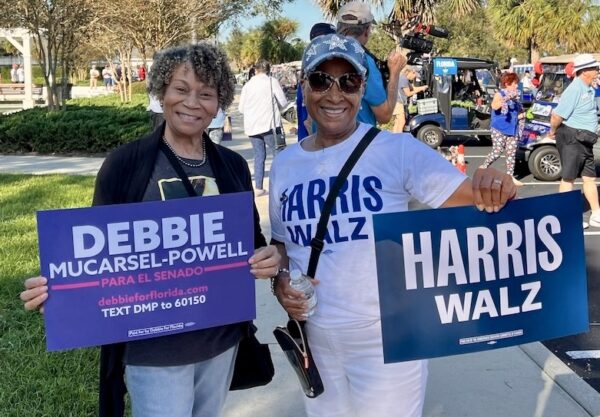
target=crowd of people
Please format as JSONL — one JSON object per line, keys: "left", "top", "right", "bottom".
{"left": 87, "top": 63, "right": 147, "bottom": 92}
{"left": 9, "top": 63, "right": 25, "bottom": 83}
{"left": 16, "top": 1, "right": 599, "bottom": 417}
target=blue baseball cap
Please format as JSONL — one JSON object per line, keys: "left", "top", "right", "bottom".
{"left": 302, "top": 34, "right": 367, "bottom": 77}
{"left": 309, "top": 23, "right": 336, "bottom": 40}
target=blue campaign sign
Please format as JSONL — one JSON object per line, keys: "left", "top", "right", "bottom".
{"left": 433, "top": 58, "right": 458, "bottom": 76}
{"left": 37, "top": 192, "right": 255, "bottom": 351}
{"left": 373, "top": 192, "right": 588, "bottom": 363}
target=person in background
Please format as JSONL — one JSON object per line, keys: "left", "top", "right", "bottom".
{"left": 207, "top": 108, "right": 226, "bottom": 145}
{"left": 20, "top": 42, "right": 280, "bottom": 417}
{"left": 296, "top": 22, "right": 336, "bottom": 141}
{"left": 137, "top": 64, "right": 146, "bottom": 82}
{"left": 393, "top": 66, "right": 428, "bottom": 133}
{"left": 549, "top": 53, "right": 600, "bottom": 229}
{"left": 10, "top": 63, "right": 18, "bottom": 83}
{"left": 90, "top": 65, "right": 100, "bottom": 90}
{"left": 146, "top": 53, "right": 164, "bottom": 131}
{"left": 17, "top": 64, "right": 25, "bottom": 83}
{"left": 336, "top": 1, "right": 406, "bottom": 126}
{"left": 102, "top": 65, "right": 113, "bottom": 91}
{"left": 521, "top": 70, "right": 535, "bottom": 91}
{"left": 269, "top": 33, "right": 516, "bottom": 417}
{"left": 147, "top": 93, "right": 164, "bottom": 131}
{"left": 480, "top": 72, "right": 525, "bottom": 187}
{"left": 238, "top": 59, "right": 287, "bottom": 197}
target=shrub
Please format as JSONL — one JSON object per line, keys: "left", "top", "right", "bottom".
{"left": 0, "top": 100, "right": 152, "bottom": 154}
{"left": 68, "top": 93, "right": 148, "bottom": 108}
{"left": 131, "top": 81, "right": 148, "bottom": 95}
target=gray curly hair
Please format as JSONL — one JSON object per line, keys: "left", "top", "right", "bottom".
{"left": 148, "top": 43, "right": 235, "bottom": 109}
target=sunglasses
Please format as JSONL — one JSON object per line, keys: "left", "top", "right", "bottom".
{"left": 305, "top": 71, "right": 364, "bottom": 94}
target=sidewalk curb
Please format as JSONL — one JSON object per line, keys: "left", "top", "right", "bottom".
{"left": 521, "top": 342, "right": 600, "bottom": 416}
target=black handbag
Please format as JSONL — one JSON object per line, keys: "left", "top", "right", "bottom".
{"left": 274, "top": 126, "right": 287, "bottom": 150}
{"left": 273, "top": 319, "right": 323, "bottom": 397}
{"left": 229, "top": 324, "right": 275, "bottom": 391}
{"left": 270, "top": 77, "right": 287, "bottom": 150}
{"left": 160, "top": 141, "right": 274, "bottom": 391}
{"left": 273, "top": 126, "right": 380, "bottom": 398}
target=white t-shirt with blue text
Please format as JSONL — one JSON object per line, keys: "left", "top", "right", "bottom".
{"left": 269, "top": 123, "right": 466, "bottom": 328}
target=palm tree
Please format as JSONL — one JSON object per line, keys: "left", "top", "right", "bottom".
{"left": 487, "top": 0, "right": 600, "bottom": 62}
{"left": 313, "top": 0, "right": 480, "bottom": 25}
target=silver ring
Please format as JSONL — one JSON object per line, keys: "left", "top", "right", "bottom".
{"left": 492, "top": 179, "right": 503, "bottom": 186}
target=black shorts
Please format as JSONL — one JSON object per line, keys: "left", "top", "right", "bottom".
{"left": 556, "top": 125, "right": 596, "bottom": 180}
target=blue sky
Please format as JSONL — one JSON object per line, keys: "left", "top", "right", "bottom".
{"left": 219, "top": 0, "right": 394, "bottom": 42}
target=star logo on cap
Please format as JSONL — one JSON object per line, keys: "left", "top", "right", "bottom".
{"left": 323, "top": 35, "right": 348, "bottom": 51}
{"left": 352, "top": 42, "right": 364, "bottom": 55}
{"left": 305, "top": 44, "right": 318, "bottom": 61}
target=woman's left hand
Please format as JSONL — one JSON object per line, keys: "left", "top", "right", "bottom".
{"left": 249, "top": 245, "right": 281, "bottom": 279}
{"left": 472, "top": 167, "right": 517, "bottom": 213}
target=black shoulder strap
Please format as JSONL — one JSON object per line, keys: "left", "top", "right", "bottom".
{"left": 159, "top": 140, "right": 198, "bottom": 197}
{"left": 306, "top": 126, "right": 380, "bottom": 278}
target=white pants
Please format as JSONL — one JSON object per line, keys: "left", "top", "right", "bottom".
{"left": 304, "top": 320, "right": 427, "bottom": 417}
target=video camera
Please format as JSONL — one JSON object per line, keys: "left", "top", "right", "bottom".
{"left": 400, "top": 19, "right": 449, "bottom": 64}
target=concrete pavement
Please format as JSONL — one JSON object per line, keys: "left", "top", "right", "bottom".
{"left": 2, "top": 123, "right": 600, "bottom": 416}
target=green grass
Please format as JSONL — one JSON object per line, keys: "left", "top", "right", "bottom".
{"left": 0, "top": 174, "right": 103, "bottom": 417}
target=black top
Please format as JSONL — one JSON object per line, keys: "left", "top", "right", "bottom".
{"left": 98, "top": 123, "right": 267, "bottom": 417}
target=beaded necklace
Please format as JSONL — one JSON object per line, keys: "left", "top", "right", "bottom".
{"left": 162, "top": 136, "right": 206, "bottom": 168}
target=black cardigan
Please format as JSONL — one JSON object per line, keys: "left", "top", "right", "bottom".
{"left": 97, "top": 125, "right": 267, "bottom": 417}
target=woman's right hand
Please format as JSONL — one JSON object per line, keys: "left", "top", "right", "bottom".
{"left": 274, "top": 274, "right": 319, "bottom": 321}
{"left": 20, "top": 276, "right": 48, "bottom": 313}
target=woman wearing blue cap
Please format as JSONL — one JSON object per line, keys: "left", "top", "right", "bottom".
{"left": 269, "top": 33, "right": 517, "bottom": 417}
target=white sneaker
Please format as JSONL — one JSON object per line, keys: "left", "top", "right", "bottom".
{"left": 589, "top": 213, "right": 600, "bottom": 227}
{"left": 583, "top": 221, "right": 590, "bottom": 229}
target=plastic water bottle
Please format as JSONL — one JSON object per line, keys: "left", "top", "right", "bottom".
{"left": 289, "top": 269, "right": 317, "bottom": 317}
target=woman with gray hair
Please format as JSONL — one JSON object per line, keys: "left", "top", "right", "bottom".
{"left": 20, "top": 43, "right": 280, "bottom": 417}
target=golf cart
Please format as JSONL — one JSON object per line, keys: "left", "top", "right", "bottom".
{"left": 516, "top": 54, "right": 600, "bottom": 181}
{"left": 407, "top": 57, "right": 499, "bottom": 148}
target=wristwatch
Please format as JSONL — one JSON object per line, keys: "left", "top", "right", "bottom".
{"left": 270, "top": 267, "right": 290, "bottom": 295}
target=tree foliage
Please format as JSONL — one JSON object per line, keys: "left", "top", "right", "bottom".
{"left": 487, "top": 0, "right": 600, "bottom": 61}
{"left": 314, "top": 0, "right": 600, "bottom": 63}
{"left": 314, "top": 0, "right": 479, "bottom": 26}
{"left": 223, "top": 17, "right": 303, "bottom": 69}
{"left": 0, "top": 40, "right": 18, "bottom": 55}
{"left": 365, "top": 27, "right": 396, "bottom": 59}
{"left": 434, "top": 1, "right": 528, "bottom": 65}
{"left": 0, "top": 0, "right": 292, "bottom": 109}
{"left": 0, "top": 0, "right": 96, "bottom": 110}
